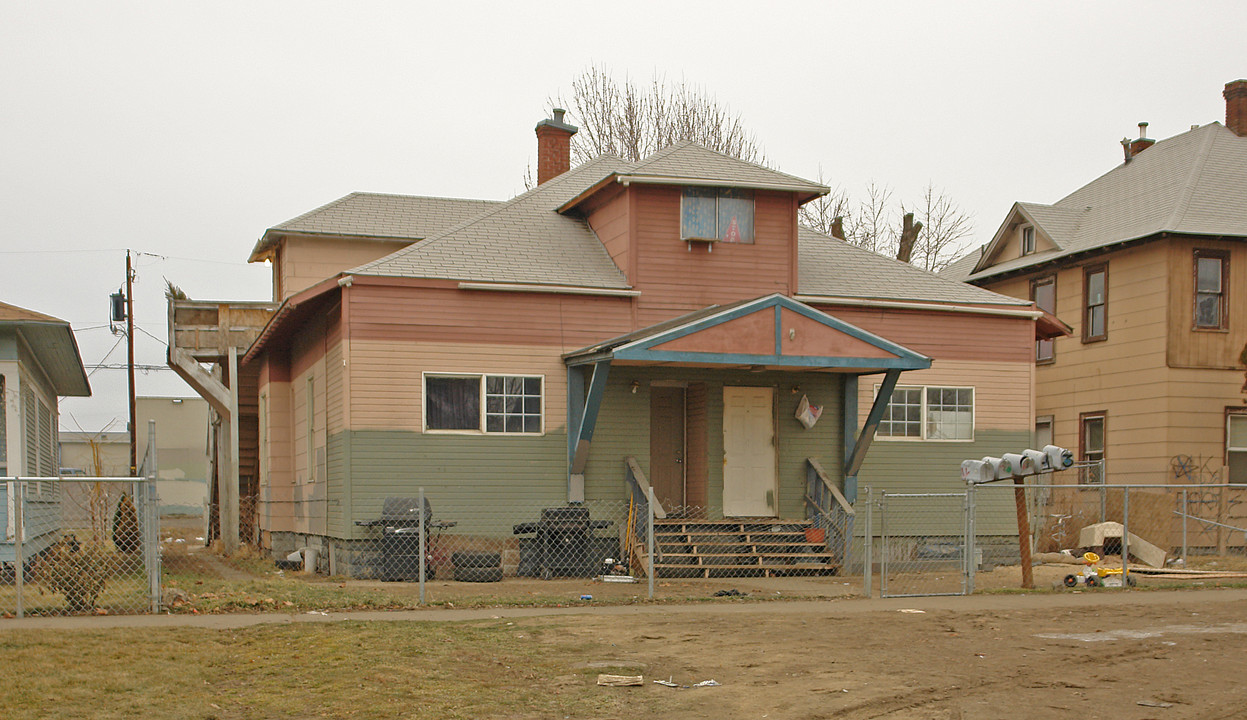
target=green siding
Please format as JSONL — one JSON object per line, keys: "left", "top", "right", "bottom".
{"left": 857, "top": 429, "right": 1031, "bottom": 536}
{"left": 585, "top": 368, "right": 844, "bottom": 518}
{"left": 339, "top": 429, "right": 568, "bottom": 539}
{"left": 330, "top": 368, "right": 858, "bottom": 537}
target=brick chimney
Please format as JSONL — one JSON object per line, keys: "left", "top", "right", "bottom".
{"left": 1225, "top": 79, "right": 1247, "bottom": 136}
{"left": 1129, "top": 122, "right": 1154, "bottom": 155}
{"left": 535, "top": 109, "right": 578, "bottom": 185}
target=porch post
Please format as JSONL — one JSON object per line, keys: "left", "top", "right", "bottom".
{"left": 844, "top": 369, "right": 900, "bottom": 480}
{"left": 567, "top": 360, "right": 610, "bottom": 503}
{"left": 842, "top": 375, "right": 859, "bottom": 503}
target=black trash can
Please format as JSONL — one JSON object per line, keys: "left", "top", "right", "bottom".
{"left": 357, "top": 497, "right": 447, "bottom": 581}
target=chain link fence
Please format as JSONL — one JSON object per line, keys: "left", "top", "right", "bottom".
{"left": 1, "top": 477, "right": 160, "bottom": 616}
{"left": 853, "top": 476, "right": 1247, "bottom": 597}
{"left": 260, "top": 476, "right": 863, "bottom": 601}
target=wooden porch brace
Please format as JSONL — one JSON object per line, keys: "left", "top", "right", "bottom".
{"left": 567, "top": 360, "right": 610, "bottom": 503}
{"left": 844, "top": 369, "right": 901, "bottom": 483}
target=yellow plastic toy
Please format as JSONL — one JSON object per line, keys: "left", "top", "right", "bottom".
{"left": 1063, "top": 552, "right": 1136, "bottom": 588}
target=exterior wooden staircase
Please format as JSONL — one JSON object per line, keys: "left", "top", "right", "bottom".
{"left": 647, "top": 518, "right": 839, "bottom": 578}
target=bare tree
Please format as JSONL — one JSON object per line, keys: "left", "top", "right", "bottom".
{"left": 550, "top": 65, "right": 765, "bottom": 165}
{"left": 799, "top": 180, "right": 973, "bottom": 272}
{"left": 903, "top": 183, "right": 975, "bottom": 272}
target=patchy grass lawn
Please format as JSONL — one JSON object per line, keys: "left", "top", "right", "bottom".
{"left": 0, "top": 619, "right": 650, "bottom": 720}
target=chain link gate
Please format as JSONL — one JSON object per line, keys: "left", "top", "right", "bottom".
{"left": 878, "top": 491, "right": 970, "bottom": 598}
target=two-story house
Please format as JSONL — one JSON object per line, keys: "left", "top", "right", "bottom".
{"left": 231, "top": 113, "right": 1058, "bottom": 575}
{"left": 946, "top": 80, "right": 1247, "bottom": 489}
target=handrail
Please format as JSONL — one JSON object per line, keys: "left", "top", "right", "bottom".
{"left": 806, "top": 458, "right": 854, "bottom": 516}
{"left": 624, "top": 457, "right": 667, "bottom": 519}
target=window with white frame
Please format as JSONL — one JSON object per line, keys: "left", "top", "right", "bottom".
{"left": 424, "top": 374, "right": 543, "bottom": 434}
{"left": 877, "top": 385, "right": 974, "bottom": 441}
{"left": 1228, "top": 412, "right": 1247, "bottom": 484}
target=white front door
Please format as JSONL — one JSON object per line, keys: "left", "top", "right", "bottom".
{"left": 722, "top": 386, "right": 777, "bottom": 517}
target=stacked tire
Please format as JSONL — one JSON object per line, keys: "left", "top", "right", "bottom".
{"left": 453, "top": 551, "right": 502, "bottom": 583}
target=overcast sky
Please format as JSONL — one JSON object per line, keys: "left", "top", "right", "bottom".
{"left": 2, "top": 1, "right": 1244, "bottom": 433}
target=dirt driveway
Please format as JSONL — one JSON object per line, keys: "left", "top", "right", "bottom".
{"left": 528, "top": 590, "right": 1247, "bottom": 719}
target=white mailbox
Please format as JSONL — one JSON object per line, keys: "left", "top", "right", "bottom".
{"left": 1022, "top": 448, "right": 1050, "bottom": 473}
{"left": 1001, "top": 452, "right": 1034, "bottom": 477}
{"left": 1043, "top": 445, "right": 1075, "bottom": 470}
{"left": 981, "top": 456, "right": 1014, "bottom": 480}
{"left": 961, "top": 459, "right": 994, "bottom": 485}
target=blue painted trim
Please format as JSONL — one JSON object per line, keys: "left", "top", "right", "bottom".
{"left": 612, "top": 347, "right": 929, "bottom": 370}
{"left": 779, "top": 301, "right": 929, "bottom": 363}
{"left": 567, "top": 366, "right": 586, "bottom": 471}
{"left": 774, "top": 305, "right": 782, "bottom": 356}
{"left": 569, "top": 360, "right": 610, "bottom": 474}
{"left": 845, "top": 368, "right": 901, "bottom": 478}
{"left": 618, "top": 295, "right": 783, "bottom": 352}
{"left": 843, "top": 375, "right": 859, "bottom": 503}
{"left": 611, "top": 294, "right": 930, "bottom": 369}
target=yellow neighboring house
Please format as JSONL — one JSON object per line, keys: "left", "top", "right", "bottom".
{"left": 945, "top": 80, "right": 1247, "bottom": 485}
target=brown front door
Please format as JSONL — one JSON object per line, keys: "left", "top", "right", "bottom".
{"left": 650, "top": 386, "right": 686, "bottom": 511}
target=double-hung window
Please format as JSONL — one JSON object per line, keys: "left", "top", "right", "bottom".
{"left": 1228, "top": 412, "right": 1247, "bottom": 484}
{"left": 1031, "top": 274, "right": 1056, "bottom": 363}
{"left": 1194, "top": 249, "right": 1228, "bottom": 330}
{"left": 1079, "top": 411, "right": 1106, "bottom": 484}
{"left": 1083, "top": 263, "right": 1107, "bottom": 342}
{"left": 1021, "top": 226, "right": 1036, "bottom": 255}
{"left": 877, "top": 385, "right": 974, "bottom": 441}
{"left": 424, "top": 373, "right": 543, "bottom": 434}
{"left": 681, "top": 187, "right": 755, "bottom": 244}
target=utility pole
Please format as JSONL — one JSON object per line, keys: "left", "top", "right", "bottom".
{"left": 126, "top": 249, "right": 137, "bottom": 476}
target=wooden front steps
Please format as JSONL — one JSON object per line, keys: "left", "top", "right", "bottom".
{"left": 648, "top": 518, "right": 839, "bottom": 578}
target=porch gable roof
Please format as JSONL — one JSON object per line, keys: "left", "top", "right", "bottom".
{"left": 564, "top": 294, "right": 931, "bottom": 372}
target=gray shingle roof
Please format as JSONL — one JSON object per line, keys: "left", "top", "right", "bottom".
{"left": 350, "top": 156, "right": 635, "bottom": 288}
{"left": 797, "top": 228, "right": 1030, "bottom": 306}
{"left": 249, "top": 193, "right": 501, "bottom": 262}
{"left": 623, "top": 141, "right": 828, "bottom": 197}
{"left": 351, "top": 144, "right": 832, "bottom": 288}
{"left": 954, "top": 122, "right": 1247, "bottom": 281}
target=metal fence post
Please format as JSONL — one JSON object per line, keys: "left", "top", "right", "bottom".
{"left": 145, "top": 420, "right": 162, "bottom": 613}
{"left": 647, "top": 486, "right": 655, "bottom": 600}
{"left": 879, "top": 491, "right": 888, "bottom": 598}
{"left": 862, "top": 486, "right": 872, "bottom": 598}
{"left": 1181, "top": 488, "right": 1188, "bottom": 563}
{"left": 965, "top": 482, "right": 976, "bottom": 595}
{"left": 1122, "top": 487, "right": 1131, "bottom": 589}
{"left": 14, "top": 480, "right": 24, "bottom": 619}
{"left": 418, "top": 486, "right": 426, "bottom": 606}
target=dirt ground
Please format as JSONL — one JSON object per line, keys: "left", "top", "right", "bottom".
{"left": 532, "top": 589, "right": 1247, "bottom": 720}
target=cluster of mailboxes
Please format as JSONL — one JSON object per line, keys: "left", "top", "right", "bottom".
{"left": 961, "top": 445, "right": 1075, "bottom": 484}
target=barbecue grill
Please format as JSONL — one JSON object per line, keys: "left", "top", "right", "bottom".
{"left": 356, "top": 497, "right": 456, "bottom": 581}
{"left": 513, "top": 506, "right": 613, "bottom": 579}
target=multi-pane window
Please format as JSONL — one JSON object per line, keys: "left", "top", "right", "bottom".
{"left": 1080, "top": 412, "right": 1106, "bottom": 484}
{"left": 878, "top": 386, "right": 974, "bottom": 441}
{"left": 1083, "top": 264, "right": 1107, "bottom": 342}
{"left": 1194, "top": 250, "right": 1228, "bottom": 329}
{"left": 681, "top": 187, "right": 755, "bottom": 244}
{"left": 1031, "top": 275, "right": 1056, "bottom": 362}
{"left": 878, "top": 386, "right": 922, "bottom": 438}
{"left": 485, "top": 376, "right": 543, "bottom": 433}
{"left": 425, "top": 374, "right": 543, "bottom": 434}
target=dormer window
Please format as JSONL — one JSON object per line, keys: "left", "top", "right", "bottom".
{"left": 1021, "top": 226, "right": 1036, "bottom": 255}
{"left": 681, "top": 187, "right": 754, "bottom": 244}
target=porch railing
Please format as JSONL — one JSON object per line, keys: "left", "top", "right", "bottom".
{"left": 805, "top": 458, "right": 855, "bottom": 568}
{"left": 623, "top": 458, "right": 665, "bottom": 577}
